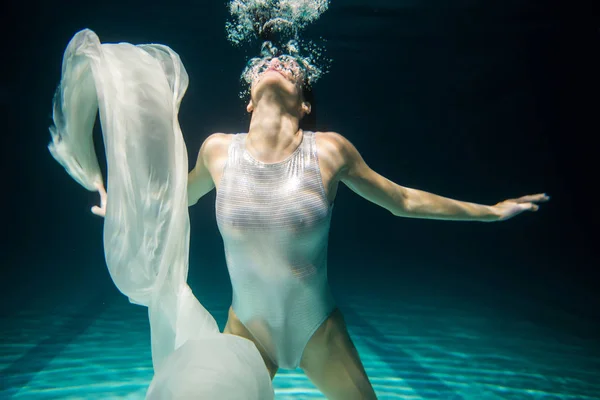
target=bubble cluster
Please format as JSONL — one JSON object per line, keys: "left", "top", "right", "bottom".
{"left": 225, "top": 0, "right": 331, "bottom": 98}
{"left": 241, "top": 39, "right": 328, "bottom": 86}
{"left": 226, "top": 0, "right": 329, "bottom": 45}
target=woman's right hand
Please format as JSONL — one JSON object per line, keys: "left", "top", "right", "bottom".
{"left": 91, "top": 182, "right": 107, "bottom": 217}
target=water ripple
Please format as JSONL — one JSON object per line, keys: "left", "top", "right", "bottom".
{"left": 1, "top": 286, "right": 599, "bottom": 399}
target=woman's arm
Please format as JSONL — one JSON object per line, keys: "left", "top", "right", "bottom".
{"left": 90, "top": 133, "right": 226, "bottom": 216}
{"left": 188, "top": 133, "right": 230, "bottom": 206}
{"left": 331, "top": 132, "right": 548, "bottom": 222}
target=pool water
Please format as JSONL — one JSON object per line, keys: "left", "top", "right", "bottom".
{"left": 2, "top": 271, "right": 598, "bottom": 399}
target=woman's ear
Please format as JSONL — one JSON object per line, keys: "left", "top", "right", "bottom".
{"left": 302, "top": 101, "right": 311, "bottom": 116}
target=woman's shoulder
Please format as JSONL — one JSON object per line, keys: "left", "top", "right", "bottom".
{"left": 314, "top": 131, "right": 353, "bottom": 154}
{"left": 204, "top": 132, "right": 237, "bottom": 147}
{"left": 201, "top": 133, "right": 237, "bottom": 160}
{"left": 314, "top": 131, "right": 350, "bottom": 173}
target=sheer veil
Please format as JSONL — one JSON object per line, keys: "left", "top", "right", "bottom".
{"left": 48, "top": 28, "right": 273, "bottom": 399}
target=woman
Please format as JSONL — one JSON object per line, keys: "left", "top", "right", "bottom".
{"left": 93, "top": 55, "right": 548, "bottom": 399}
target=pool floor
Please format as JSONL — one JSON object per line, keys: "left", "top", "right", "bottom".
{"left": 1, "top": 278, "right": 599, "bottom": 399}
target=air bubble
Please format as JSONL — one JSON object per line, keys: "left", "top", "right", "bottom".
{"left": 225, "top": 0, "right": 332, "bottom": 98}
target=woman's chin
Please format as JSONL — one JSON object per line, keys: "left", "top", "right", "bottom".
{"left": 256, "top": 70, "right": 289, "bottom": 86}
{"left": 253, "top": 74, "right": 298, "bottom": 97}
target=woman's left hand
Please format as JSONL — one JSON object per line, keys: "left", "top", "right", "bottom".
{"left": 91, "top": 182, "right": 107, "bottom": 218}
{"left": 492, "top": 193, "right": 550, "bottom": 221}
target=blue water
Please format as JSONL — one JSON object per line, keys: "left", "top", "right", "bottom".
{"left": 2, "top": 0, "right": 597, "bottom": 397}
{"left": 2, "top": 265, "right": 599, "bottom": 399}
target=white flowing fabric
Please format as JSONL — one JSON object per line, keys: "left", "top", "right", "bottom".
{"left": 48, "top": 29, "right": 273, "bottom": 399}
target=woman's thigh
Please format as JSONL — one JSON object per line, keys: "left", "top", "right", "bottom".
{"left": 300, "top": 309, "right": 377, "bottom": 400}
{"left": 223, "top": 306, "right": 279, "bottom": 379}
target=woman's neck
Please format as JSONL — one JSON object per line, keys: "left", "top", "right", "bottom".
{"left": 246, "top": 93, "right": 303, "bottom": 161}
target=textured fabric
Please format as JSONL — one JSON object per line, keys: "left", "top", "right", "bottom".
{"left": 48, "top": 28, "right": 273, "bottom": 399}
{"left": 216, "top": 131, "right": 336, "bottom": 369}
{"left": 146, "top": 335, "right": 272, "bottom": 400}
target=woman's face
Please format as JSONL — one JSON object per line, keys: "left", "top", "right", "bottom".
{"left": 260, "top": 57, "right": 304, "bottom": 85}
{"left": 246, "top": 56, "right": 311, "bottom": 116}
{"left": 249, "top": 56, "right": 305, "bottom": 92}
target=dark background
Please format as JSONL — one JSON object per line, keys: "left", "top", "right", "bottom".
{"left": 1, "top": 0, "right": 598, "bottom": 328}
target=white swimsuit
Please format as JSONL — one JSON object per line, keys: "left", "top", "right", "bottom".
{"left": 216, "top": 131, "right": 336, "bottom": 369}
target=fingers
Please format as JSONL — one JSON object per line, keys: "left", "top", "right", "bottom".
{"left": 94, "top": 181, "right": 107, "bottom": 196}
{"left": 93, "top": 181, "right": 107, "bottom": 216}
{"left": 517, "top": 202, "right": 539, "bottom": 212}
{"left": 91, "top": 205, "right": 106, "bottom": 217}
{"left": 100, "top": 190, "right": 107, "bottom": 206}
{"left": 516, "top": 193, "right": 550, "bottom": 204}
